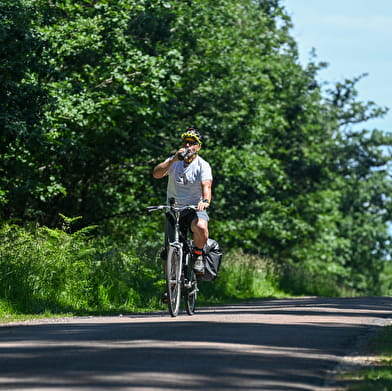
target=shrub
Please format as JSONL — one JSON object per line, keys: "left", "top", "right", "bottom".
{"left": 199, "top": 249, "right": 285, "bottom": 303}
{"left": 0, "top": 219, "right": 163, "bottom": 314}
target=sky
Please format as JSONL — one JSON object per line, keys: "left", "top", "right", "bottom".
{"left": 282, "top": 0, "right": 392, "bottom": 133}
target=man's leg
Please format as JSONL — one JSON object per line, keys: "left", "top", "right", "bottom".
{"left": 191, "top": 217, "right": 209, "bottom": 249}
{"left": 191, "top": 216, "right": 209, "bottom": 274}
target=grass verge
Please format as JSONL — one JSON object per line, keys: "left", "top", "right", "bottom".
{"left": 339, "top": 324, "right": 392, "bottom": 390}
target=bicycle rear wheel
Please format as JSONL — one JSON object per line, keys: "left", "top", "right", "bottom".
{"left": 166, "top": 246, "right": 182, "bottom": 317}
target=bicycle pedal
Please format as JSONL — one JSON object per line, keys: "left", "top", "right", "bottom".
{"left": 161, "top": 292, "right": 169, "bottom": 303}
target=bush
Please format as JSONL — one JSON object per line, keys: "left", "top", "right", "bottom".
{"left": 199, "top": 249, "right": 285, "bottom": 303}
{"left": 0, "top": 219, "right": 163, "bottom": 314}
{"left": 0, "top": 218, "right": 290, "bottom": 315}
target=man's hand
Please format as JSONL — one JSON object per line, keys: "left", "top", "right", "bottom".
{"left": 197, "top": 199, "right": 210, "bottom": 211}
{"left": 174, "top": 148, "right": 187, "bottom": 161}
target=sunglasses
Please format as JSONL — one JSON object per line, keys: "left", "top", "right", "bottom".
{"left": 182, "top": 139, "right": 199, "bottom": 146}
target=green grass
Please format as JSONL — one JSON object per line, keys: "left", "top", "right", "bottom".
{"left": 0, "top": 312, "right": 73, "bottom": 324}
{"left": 339, "top": 325, "right": 392, "bottom": 390}
{"left": 198, "top": 249, "right": 287, "bottom": 303}
{"left": 0, "top": 298, "right": 71, "bottom": 323}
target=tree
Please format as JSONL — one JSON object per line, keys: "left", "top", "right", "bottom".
{"left": 1, "top": 0, "right": 391, "bottom": 295}
{"left": 326, "top": 77, "right": 392, "bottom": 292}
{"left": 0, "top": 0, "right": 50, "bottom": 220}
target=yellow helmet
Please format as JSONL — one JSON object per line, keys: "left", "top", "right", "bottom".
{"left": 180, "top": 126, "right": 203, "bottom": 145}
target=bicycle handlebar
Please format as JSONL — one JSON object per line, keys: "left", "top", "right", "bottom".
{"left": 146, "top": 204, "right": 198, "bottom": 213}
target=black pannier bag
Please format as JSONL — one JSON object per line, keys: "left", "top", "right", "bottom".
{"left": 199, "top": 238, "right": 223, "bottom": 281}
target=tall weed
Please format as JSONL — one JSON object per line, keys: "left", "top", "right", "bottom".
{"left": 199, "top": 249, "right": 285, "bottom": 303}
{"left": 0, "top": 221, "right": 163, "bottom": 314}
{"left": 0, "top": 220, "right": 288, "bottom": 316}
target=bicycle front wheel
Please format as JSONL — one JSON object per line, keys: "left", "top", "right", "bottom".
{"left": 184, "top": 268, "right": 198, "bottom": 315}
{"left": 166, "top": 246, "right": 182, "bottom": 317}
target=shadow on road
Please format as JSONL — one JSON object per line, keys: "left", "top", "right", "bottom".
{"left": 0, "top": 297, "right": 391, "bottom": 390}
{"left": 201, "top": 296, "right": 392, "bottom": 318}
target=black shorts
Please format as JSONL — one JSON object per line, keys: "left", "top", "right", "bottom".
{"left": 164, "top": 209, "right": 209, "bottom": 246}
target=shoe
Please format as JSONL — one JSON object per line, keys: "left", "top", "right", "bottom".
{"left": 161, "top": 291, "right": 169, "bottom": 303}
{"left": 193, "top": 255, "right": 205, "bottom": 275}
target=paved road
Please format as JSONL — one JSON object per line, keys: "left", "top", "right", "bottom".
{"left": 0, "top": 297, "right": 391, "bottom": 391}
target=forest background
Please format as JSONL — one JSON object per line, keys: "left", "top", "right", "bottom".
{"left": 1, "top": 0, "right": 392, "bottom": 315}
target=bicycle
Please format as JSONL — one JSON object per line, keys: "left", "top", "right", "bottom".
{"left": 147, "top": 199, "right": 199, "bottom": 317}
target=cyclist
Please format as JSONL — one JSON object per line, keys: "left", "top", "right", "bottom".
{"left": 152, "top": 126, "right": 213, "bottom": 277}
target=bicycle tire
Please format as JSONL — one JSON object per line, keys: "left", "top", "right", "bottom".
{"left": 184, "top": 268, "right": 198, "bottom": 315}
{"left": 166, "top": 246, "right": 182, "bottom": 317}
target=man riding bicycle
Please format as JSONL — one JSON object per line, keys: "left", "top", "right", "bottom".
{"left": 152, "top": 126, "right": 213, "bottom": 278}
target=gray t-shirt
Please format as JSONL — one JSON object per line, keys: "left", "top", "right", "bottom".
{"left": 166, "top": 155, "right": 212, "bottom": 205}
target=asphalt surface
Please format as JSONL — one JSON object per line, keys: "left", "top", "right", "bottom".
{"left": 0, "top": 297, "right": 391, "bottom": 391}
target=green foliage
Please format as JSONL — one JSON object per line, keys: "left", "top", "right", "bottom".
{"left": 200, "top": 249, "right": 285, "bottom": 303}
{"left": 0, "top": 0, "right": 391, "bottom": 310}
{"left": 0, "top": 0, "right": 51, "bottom": 219}
{"left": 0, "top": 219, "right": 162, "bottom": 313}
{"left": 0, "top": 222, "right": 285, "bottom": 315}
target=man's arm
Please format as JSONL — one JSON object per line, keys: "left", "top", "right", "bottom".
{"left": 152, "top": 148, "right": 187, "bottom": 179}
{"left": 197, "top": 180, "right": 212, "bottom": 210}
{"left": 153, "top": 157, "right": 175, "bottom": 179}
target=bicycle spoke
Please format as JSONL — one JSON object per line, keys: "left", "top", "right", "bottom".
{"left": 166, "top": 247, "right": 182, "bottom": 317}
{"left": 184, "top": 266, "right": 198, "bottom": 315}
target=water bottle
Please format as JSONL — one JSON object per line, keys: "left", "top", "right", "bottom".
{"left": 178, "top": 148, "right": 192, "bottom": 160}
